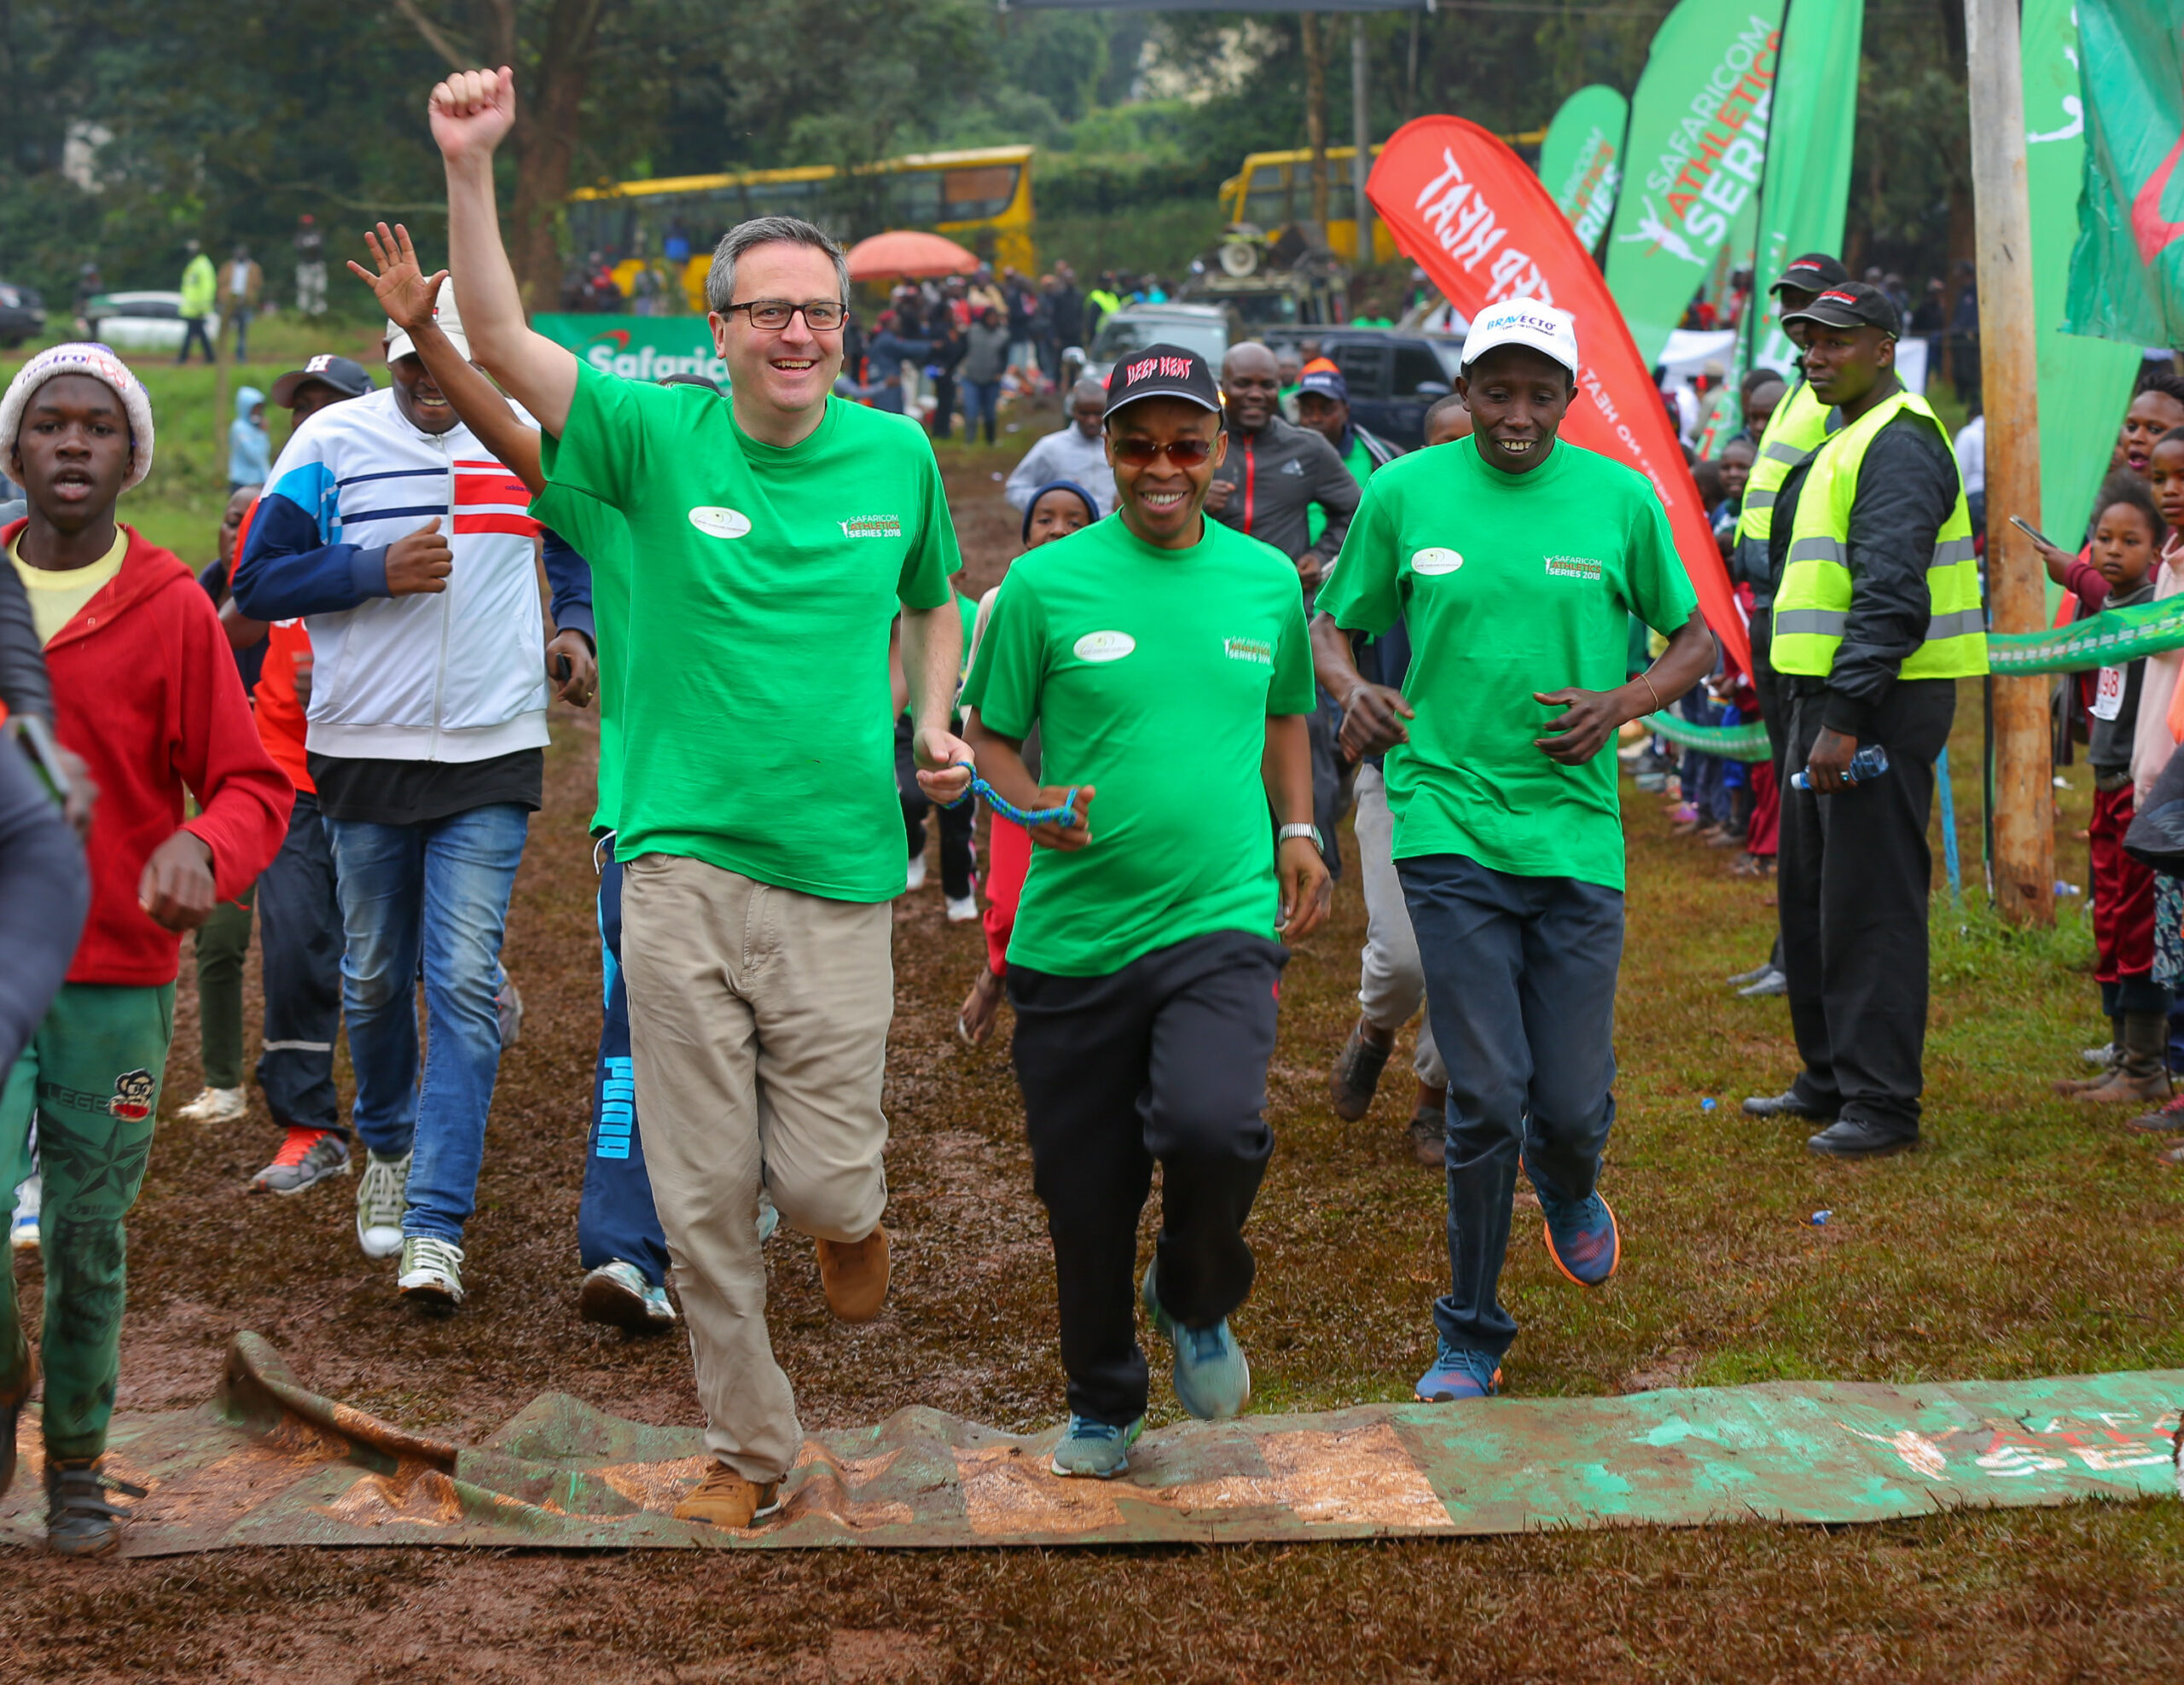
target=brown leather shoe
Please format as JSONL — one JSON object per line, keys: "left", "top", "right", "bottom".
{"left": 817, "top": 1225, "right": 891, "bottom": 1322}
{"left": 672, "top": 1461, "right": 780, "bottom": 1528}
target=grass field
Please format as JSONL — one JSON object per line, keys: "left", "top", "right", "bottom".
{"left": 0, "top": 365, "right": 2179, "bottom": 1679}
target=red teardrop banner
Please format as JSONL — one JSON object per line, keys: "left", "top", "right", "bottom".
{"left": 1368, "top": 115, "right": 1751, "bottom": 677}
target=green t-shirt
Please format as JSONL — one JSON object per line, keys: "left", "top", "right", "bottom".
{"left": 542, "top": 365, "right": 959, "bottom": 900}
{"left": 530, "top": 484, "right": 631, "bottom": 837}
{"left": 1315, "top": 437, "right": 1699, "bottom": 892}
{"left": 961, "top": 514, "right": 1316, "bottom": 976}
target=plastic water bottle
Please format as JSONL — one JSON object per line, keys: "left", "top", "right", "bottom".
{"left": 1811, "top": 1210, "right": 1833, "bottom": 1227}
{"left": 1791, "top": 745, "right": 1891, "bottom": 791}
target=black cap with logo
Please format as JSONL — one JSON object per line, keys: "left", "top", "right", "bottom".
{"left": 270, "top": 354, "right": 375, "bottom": 409}
{"left": 1103, "top": 342, "right": 1223, "bottom": 422}
{"left": 1769, "top": 253, "right": 1851, "bottom": 297}
{"left": 1778, "top": 281, "right": 1902, "bottom": 339}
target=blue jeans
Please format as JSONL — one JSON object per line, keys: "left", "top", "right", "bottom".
{"left": 1400, "top": 854, "right": 1623, "bottom": 1361}
{"left": 962, "top": 380, "right": 1002, "bottom": 443}
{"left": 326, "top": 803, "right": 528, "bottom": 1243}
{"left": 578, "top": 847, "right": 670, "bottom": 1285}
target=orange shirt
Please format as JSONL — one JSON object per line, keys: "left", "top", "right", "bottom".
{"left": 253, "top": 617, "right": 312, "bottom": 795}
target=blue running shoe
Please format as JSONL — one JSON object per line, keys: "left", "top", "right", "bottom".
{"left": 1536, "top": 1182, "right": 1621, "bottom": 1287}
{"left": 1414, "top": 1342, "right": 1502, "bottom": 1403}
{"left": 1141, "top": 1263, "right": 1252, "bottom": 1420}
{"left": 1049, "top": 1414, "right": 1144, "bottom": 1479}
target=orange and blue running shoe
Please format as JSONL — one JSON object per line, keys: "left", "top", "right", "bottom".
{"left": 1536, "top": 1181, "right": 1620, "bottom": 1287}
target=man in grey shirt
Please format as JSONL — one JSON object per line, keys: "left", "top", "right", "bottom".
{"left": 1004, "top": 381, "right": 1116, "bottom": 514}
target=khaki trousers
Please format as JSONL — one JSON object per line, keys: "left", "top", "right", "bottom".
{"left": 620, "top": 853, "right": 892, "bottom": 1482}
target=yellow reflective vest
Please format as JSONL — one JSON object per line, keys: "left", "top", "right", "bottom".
{"left": 1769, "top": 388, "right": 1988, "bottom": 681}
{"left": 1734, "top": 378, "right": 1833, "bottom": 552}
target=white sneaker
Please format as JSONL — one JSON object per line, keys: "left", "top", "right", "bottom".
{"left": 577, "top": 1258, "right": 676, "bottom": 1331}
{"left": 758, "top": 1184, "right": 780, "bottom": 1245}
{"left": 356, "top": 1150, "right": 410, "bottom": 1259}
{"left": 10, "top": 1175, "right": 38, "bottom": 1252}
{"left": 398, "top": 1235, "right": 465, "bottom": 1306}
{"left": 944, "top": 892, "right": 979, "bottom": 923}
{"left": 904, "top": 853, "right": 928, "bottom": 892}
{"left": 177, "top": 1085, "right": 247, "bottom": 1124}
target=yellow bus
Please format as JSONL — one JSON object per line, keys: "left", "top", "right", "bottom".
{"left": 567, "top": 145, "right": 1037, "bottom": 313}
{"left": 1222, "top": 135, "right": 1547, "bottom": 265}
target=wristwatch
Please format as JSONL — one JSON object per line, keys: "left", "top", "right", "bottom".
{"left": 1278, "top": 822, "right": 1324, "bottom": 852}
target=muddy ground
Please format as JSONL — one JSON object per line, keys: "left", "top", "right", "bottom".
{"left": 3, "top": 433, "right": 2182, "bottom": 1681}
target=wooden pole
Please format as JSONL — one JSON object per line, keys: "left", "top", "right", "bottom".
{"left": 1963, "top": 0, "right": 2053, "bottom": 926}
{"left": 1301, "top": 12, "right": 1332, "bottom": 234}
{"left": 1351, "top": 16, "right": 1375, "bottom": 266}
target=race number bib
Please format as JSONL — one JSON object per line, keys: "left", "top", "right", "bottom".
{"left": 2092, "top": 665, "right": 2126, "bottom": 723}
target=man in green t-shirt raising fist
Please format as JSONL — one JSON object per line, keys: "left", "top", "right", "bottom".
{"left": 1313, "top": 300, "right": 1716, "bottom": 1404}
{"left": 962, "top": 344, "right": 1330, "bottom": 1479}
{"left": 429, "top": 67, "right": 974, "bottom": 1531}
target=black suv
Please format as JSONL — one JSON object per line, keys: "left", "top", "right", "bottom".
{"left": 1258, "top": 327, "right": 1462, "bottom": 450}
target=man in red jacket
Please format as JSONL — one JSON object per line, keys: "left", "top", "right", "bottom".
{"left": 0, "top": 344, "right": 291, "bottom": 1558}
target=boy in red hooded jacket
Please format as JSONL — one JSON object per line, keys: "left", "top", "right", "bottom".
{"left": 0, "top": 344, "right": 290, "bottom": 1557}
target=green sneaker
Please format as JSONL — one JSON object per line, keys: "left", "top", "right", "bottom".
{"left": 1049, "top": 1414, "right": 1144, "bottom": 1479}
{"left": 398, "top": 1235, "right": 465, "bottom": 1308}
{"left": 1141, "top": 1262, "right": 1252, "bottom": 1421}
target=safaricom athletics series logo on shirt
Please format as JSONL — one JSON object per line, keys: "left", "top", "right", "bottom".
{"left": 839, "top": 514, "right": 903, "bottom": 538}
{"left": 1124, "top": 354, "right": 1198, "bottom": 385}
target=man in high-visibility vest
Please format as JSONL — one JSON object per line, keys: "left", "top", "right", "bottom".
{"left": 1724, "top": 253, "right": 1846, "bottom": 1000}
{"left": 1743, "top": 281, "right": 1987, "bottom": 1158}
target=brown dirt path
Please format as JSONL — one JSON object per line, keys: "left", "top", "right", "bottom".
{"left": 3, "top": 428, "right": 2182, "bottom": 1679}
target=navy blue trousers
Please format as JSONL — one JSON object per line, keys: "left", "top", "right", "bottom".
{"left": 578, "top": 846, "right": 670, "bottom": 1287}
{"left": 1401, "top": 854, "right": 1623, "bottom": 1362}
{"left": 255, "top": 792, "right": 345, "bottom": 1135}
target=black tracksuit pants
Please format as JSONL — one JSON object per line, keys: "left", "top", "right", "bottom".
{"left": 1777, "top": 677, "right": 1956, "bottom": 1138}
{"left": 1008, "top": 929, "right": 1285, "bottom": 1426}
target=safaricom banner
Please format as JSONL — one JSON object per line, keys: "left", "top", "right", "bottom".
{"left": 531, "top": 316, "right": 730, "bottom": 385}
{"left": 1603, "top": 0, "right": 1785, "bottom": 369}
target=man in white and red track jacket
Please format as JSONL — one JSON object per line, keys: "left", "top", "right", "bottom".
{"left": 232, "top": 292, "right": 594, "bottom": 1310}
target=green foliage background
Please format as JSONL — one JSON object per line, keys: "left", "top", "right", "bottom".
{"left": 0, "top": 3, "right": 1972, "bottom": 311}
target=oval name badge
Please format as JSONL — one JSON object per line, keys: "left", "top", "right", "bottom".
{"left": 688, "top": 506, "right": 752, "bottom": 539}
{"left": 1072, "top": 630, "right": 1136, "bottom": 663}
{"left": 1411, "top": 547, "right": 1464, "bottom": 576}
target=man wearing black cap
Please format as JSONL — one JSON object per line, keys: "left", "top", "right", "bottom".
{"left": 1723, "top": 253, "right": 1848, "bottom": 1000}
{"left": 962, "top": 342, "right": 1329, "bottom": 1481}
{"left": 269, "top": 355, "right": 375, "bottom": 432}
{"left": 1743, "top": 282, "right": 1986, "bottom": 1156}
{"left": 1293, "top": 363, "right": 1402, "bottom": 494}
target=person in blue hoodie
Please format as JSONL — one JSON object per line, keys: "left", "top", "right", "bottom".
{"left": 227, "top": 386, "right": 269, "bottom": 493}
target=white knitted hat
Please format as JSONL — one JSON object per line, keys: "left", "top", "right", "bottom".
{"left": 0, "top": 342, "right": 157, "bottom": 491}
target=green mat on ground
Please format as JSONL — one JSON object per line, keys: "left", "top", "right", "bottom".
{"left": 3, "top": 1336, "right": 2176, "bottom": 1554}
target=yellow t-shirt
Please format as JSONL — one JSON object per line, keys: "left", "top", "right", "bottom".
{"left": 10, "top": 530, "right": 126, "bottom": 646}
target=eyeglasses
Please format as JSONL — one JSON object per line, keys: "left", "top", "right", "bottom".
{"left": 1109, "top": 436, "right": 1215, "bottom": 467}
{"left": 723, "top": 299, "right": 847, "bottom": 331}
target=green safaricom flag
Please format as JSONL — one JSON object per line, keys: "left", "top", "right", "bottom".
{"left": 533, "top": 314, "right": 730, "bottom": 386}
{"left": 1745, "top": 0, "right": 1864, "bottom": 379}
{"left": 2065, "top": 0, "right": 2184, "bottom": 346}
{"left": 2028, "top": 0, "right": 2142, "bottom": 549}
{"left": 1606, "top": 0, "right": 1785, "bottom": 368}
{"left": 1538, "top": 85, "right": 1629, "bottom": 251}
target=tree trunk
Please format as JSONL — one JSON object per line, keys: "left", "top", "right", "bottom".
{"left": 507, "top": 0, "right": 611, "bottom": 312}
{"left": 1963, "top": 0, "right": 2053, "bottom": 925}
{"left": 1301, "top": 13, "right": 1331, "bottom": 232}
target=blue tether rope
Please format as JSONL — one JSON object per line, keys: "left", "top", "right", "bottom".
{"left": 940, "top": 763, "right": 1081, "bottom": 828}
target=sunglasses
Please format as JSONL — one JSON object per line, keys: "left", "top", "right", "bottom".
{"left": 1109, "top": 436, "right": 1215, "bottom": 467}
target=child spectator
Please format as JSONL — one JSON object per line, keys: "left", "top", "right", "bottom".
{"left": 2130, "top": 428, "right": 2184, "bottom": 1135}
{"left": 0, "top": 345, "right": 289, "bottom": 1557}
{"left": 2057, "top": 475, "right": 2169, "bottom": 1106}
{"left": 956, "top": 480, "right": 1100, "bottom": 1045}
{"left": 228, "top": 386, "right": 269, "bottom": 492}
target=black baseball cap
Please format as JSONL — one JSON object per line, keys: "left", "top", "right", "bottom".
{"left": 1779, "top": 282, "right": 1902, "bottom": 339}
{"left": 1103, "top": 342, "right": 1223, "bottom": 422}
{"left": 1769, "top": 253, "right": 1850, "bottom": 296}
{"left": 270, "top": 354, "right": 374, "bottom": 408}
{"left": 1296, "top": 363, "right": 1349, "bottom": 404}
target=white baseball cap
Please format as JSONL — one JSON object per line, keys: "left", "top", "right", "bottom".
{"left": 386, "top": 283, "right": 469, "bottom": 363}
{"left": 1459, "top": 299, "right": 1579, "bottom": 377}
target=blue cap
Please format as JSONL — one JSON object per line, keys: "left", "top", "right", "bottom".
{"left": 1296, "top": 366, "right": 1348, "bottom": 403}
